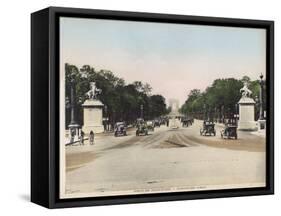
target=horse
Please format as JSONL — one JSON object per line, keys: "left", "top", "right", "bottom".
{"left": 240, "top": 83, "right": 252, "bottom": 98}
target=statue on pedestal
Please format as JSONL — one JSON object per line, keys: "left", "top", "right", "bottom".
{"left": 82, "top": 82, "right": 104, "bottom": 134}
{"left": 86, "top": 82, "right": 102, "bottom": 100}
{"left": 238, "top": 81, "right": 257, "bottom": 131}
{"left": 240, "top": 81, "right": 252, "bottom": 98}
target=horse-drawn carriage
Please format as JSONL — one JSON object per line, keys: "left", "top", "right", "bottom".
{"left": 200, "top": 121, "right": 216, "bottom": 136}
{"left": 221, "top": 124, "right": 238, "bottom": 139}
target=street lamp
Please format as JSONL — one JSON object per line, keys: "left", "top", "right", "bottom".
{"left": 68, "top": 67, "right": 90, "bottom": 140}
{"left": 104, "top": 105, "right": 108, "bottom": 131}
{"left": 221, "top": 105, "right": 224, "bottom": 123}
{"left": 203, "top": 103, "right": 206, "bottom": 120}
{"left": 140, "top": 104, "right": 144, "bottom": 119}
{"left": 259, "top": 73, "right": 265, "bottom": 120}
{"left": 214, "top": 107, "right": 217, "bottom": 122}
{"left": 234, "top": 103, "right": 239, "bottom": 125}
{"left": 68, "top": 71, "right": 91, "bottom": 129}
{"left": 68, "top": 77, "right": 80, "bottom": 142}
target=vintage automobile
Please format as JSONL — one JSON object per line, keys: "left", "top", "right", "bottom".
{"left": 135, "top": 118, "right": 145, "bottom": 127}
{"left": 154, "top": 119, "right": 161, "bottom": 127}
{"left": 136, "top": 122, "right": 148, "bottom": 136}
{"left": 221, "top": 124, "right": 238, "bottom": 139}
{"left": 114, "top": 122, "right": 127, "bottom": 136}
{"left": 146, "top": 121, "right": 155, "bottom": 131}
{"left": 200, "top": 121, "right": 216, "bottom": 136}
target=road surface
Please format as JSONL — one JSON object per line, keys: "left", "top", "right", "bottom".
{"left": 63, "top": 120, "right": 266, "bottom": 198}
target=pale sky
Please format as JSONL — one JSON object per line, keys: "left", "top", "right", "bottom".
{"left": 60, "top": 17, "right": 266, "bottom": 105}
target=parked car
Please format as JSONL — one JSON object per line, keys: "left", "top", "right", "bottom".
{"left": 114, "top": 122, "right": 127, "bottom": 136}
{"left": 136, "top": 122, "right": 148, "bottom": 136}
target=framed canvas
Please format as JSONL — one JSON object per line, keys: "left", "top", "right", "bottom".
{"left": 31, "top": 7, "right": 274, "bottom": 208}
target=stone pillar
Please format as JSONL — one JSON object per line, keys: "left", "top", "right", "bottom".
{"left": 82, "top": 99, "right": 104, "bottom": 134}
{"left": 238, "top": 97, "right": 257, "bottom": 131}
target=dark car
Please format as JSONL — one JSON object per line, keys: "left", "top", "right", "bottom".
{"left": 154, "top": 119, "right": 161, "bottom": 127}
{"left": 114, "top": 122, "right": 127, "bottom": 136}
{"left": 221, "top": 124, "right": 237, "bottom": 139}
{"left": 135, "top": 118, "right": 145, "bottom": 127}
{"left": 200, "top": 121, "right": 216, "bottom": 136}
{"left": 136, "top": 123, "right": 148, "bottom": 136}
{"left": 146, "top": 121, "right": 155, "bottom": 131}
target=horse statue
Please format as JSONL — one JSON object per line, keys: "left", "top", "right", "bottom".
{"left": 240, "top": 81, "right": 252, "bottom": 98}
{"left": 86, "top": 82, "right": 102, "bottom": 99}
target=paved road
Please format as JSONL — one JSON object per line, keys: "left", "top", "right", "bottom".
{"left": 63, "top": 120, "right": 266, "bottom": 198}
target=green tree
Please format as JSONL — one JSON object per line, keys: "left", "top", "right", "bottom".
{"left": 180, "top": 77, "right": 263, "bottom": 121}
{"left": 65, "top": 63, "right": 169, "bottom": 128}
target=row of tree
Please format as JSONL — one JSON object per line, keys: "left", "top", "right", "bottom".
{"left": 65, "top": 63, "right": 170, "bottom": 128}
{"left": 179, "top": 76, "right": 265, "bottom": 121}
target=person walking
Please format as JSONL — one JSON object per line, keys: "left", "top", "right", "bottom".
{"left": 70, "top": 128, "right": 75, "bottom": 144}
{"left": 89, "top": 130, "right": 94, "bottom": 145}
{"left": 80, "top": 130, "right": 85, "bottom": 145}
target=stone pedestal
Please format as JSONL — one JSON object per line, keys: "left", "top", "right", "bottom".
{"left": 238, "top": 97, "right": 257, "bottom": 131}
{"left": 82, "top": 99, "right": 104, "bottom": 134}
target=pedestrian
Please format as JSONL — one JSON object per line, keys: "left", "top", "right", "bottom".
{"left": 80, "top": 130, "right": 85, "bottom": 145}
{"left": 70, "top": 128, "right": 75, "bottom": 144}
{"left": 89, "top": 130, "right": 94, "bottom": 145}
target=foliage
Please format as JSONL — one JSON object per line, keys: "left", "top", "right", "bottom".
{"left": 65, "top": 63, "right": 169, "bottom": 128}
{"left": 180, "top": 76, "right": 265, "bottom": 120}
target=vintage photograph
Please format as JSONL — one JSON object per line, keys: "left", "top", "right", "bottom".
{"left": 59, "top": 17, "right": 267, "bottom": 199}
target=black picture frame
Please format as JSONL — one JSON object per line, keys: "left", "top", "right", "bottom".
{"left": 31, "top": 6, "right": 274, "bottom": 208}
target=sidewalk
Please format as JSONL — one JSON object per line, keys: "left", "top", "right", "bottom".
{"left": 251, "top": 129, "right": 266, "bottom": 138}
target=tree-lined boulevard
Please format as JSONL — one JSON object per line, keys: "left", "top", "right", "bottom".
{"left": 63, "top": 63, "right": 266, "bottom": 197}
{"left": 65, "top": 63, "right": 266, "bottom": 132}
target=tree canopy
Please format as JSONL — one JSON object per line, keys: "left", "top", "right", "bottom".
{"left": 179, "top": 76, "right": 262, "bottom": 120}
{"left": 65, "top": 63, "right": 169, "bottom": 128}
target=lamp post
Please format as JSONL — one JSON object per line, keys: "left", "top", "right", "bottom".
{"left": 259, "top": 73, "right": 265, "bottom": 120}
{"left": 68, "top": 67, "right": 91, "bottom": 140}
{"left": 68, "top": 77, "right": 80, "bottom": 142}
{"left": 69, "top": 79, "right": 77, "bottom": 126}
{"left": 104, "top": 105, "right": 108, "bottom": 131}
{"left": 234, "top": 103, "right": 239, "bottom": 125}
{"left": 203, "top": 104, "right": 206, "bottom": 120}
{"left": 221, "top": 105, "right": 224, "bottom": 124}
{"left": 140, "top": 104, "right": 144, "bottom": 119}
{"left": 255, "top": 95, "right": 259, "bottom": 120}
